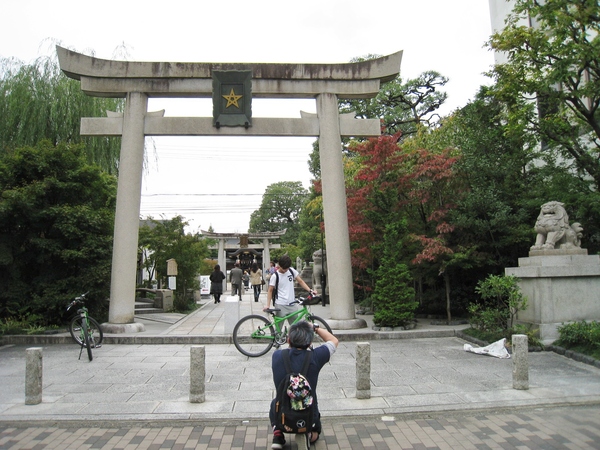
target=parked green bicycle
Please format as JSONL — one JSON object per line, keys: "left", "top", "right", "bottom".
{"left": 232, "top": 294, "right": 333, "bottom": 357}
{"left": 67, "top": 293, "right": 103, "bottom": 361}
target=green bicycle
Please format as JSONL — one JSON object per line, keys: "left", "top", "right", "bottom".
{"left": 67, "top": 293, "right": 103, "bottom": 361}
{"left": 232, "top": 294, "right": 333, "bottom": 357}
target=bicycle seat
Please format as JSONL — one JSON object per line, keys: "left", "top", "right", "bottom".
{"left": 265, "top": 308, "right": 281, "bottom": 313}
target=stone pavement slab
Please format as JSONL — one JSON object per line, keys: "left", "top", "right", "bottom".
{"left": 1, "top": 337, "right": 600, "bottom": 424}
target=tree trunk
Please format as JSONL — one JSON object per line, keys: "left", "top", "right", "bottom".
{"left": 444, "top": 272, "right": 452, "bottom": 323}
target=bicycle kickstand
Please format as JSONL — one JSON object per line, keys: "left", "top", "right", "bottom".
{"left": 78, "top": 342, "right": 85, "bottom": 360}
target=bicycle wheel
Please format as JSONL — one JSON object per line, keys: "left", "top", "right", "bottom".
{"left": 69, "top": 316, "right": 104, "bottom": 346}
{"left": 307, "top": 315, "right": 333, "bottom": 346}
{"left": 233, "top": 315, "right": 275, "bottom": 357}
{"left": 82, "top": 320, "right": 93, "bottom": 361}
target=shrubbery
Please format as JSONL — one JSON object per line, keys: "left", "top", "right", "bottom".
{"left": 556, "top": 321, "right": 600, "bottom": 349}
{"left": 371, "top": 221, "right": 418, "bottom": 328}
{"left": 469, "top": 274, "right": 527, "bottom": 332}
{"left": 465, "top": 274, "right": 539, "bottom": 346}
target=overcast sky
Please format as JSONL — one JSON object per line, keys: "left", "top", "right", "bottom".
{"left": 2, "top": 0, "right": 495, "bottom": 233}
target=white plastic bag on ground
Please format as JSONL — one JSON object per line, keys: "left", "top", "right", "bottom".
{"left": 464, "top": 338, "right": 510, "bottom": 359}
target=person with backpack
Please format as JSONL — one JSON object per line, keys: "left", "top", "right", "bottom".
{"left": 269, "top": 321, "right": 338, "bottom": 449}
{"left": 263, "top": 255, "right": 313, "bottom": 321}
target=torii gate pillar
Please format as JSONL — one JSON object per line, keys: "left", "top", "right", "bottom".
{"left": 107, "top": 92, "right": 147, "bottom": 331}
{"left": 57, "top": 47, "right": 402, "bottom": 332}
{"left": 317, "top": 93, "right": 358, "bottom": 326}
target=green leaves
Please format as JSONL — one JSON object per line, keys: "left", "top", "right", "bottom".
{"left": 371, "top": 220, "right": 418, "bottom": 328}
{"left": 0, "top": 56, "right": 123, "bottom": 174}
{"left": 487, "top": 0, "right": 600, "bottom": 187}
{"left": 138, "top": 215, "right": 209, "bottom": 307}
{"left": 248, "top": 181, "right": 309, "bottom": 246}
{"left": 340, "top": 70, "right": 448, "bottom": 138}
{"left": 0, "top": 141, "right": 116, "bottom": 323}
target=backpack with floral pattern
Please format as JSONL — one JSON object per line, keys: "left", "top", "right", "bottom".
{"left": 274, "top": 349, "right": 314, "bottom": 433}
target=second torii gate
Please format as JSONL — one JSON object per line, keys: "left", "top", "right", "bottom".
{"left": 57, "top": 47, "right": 402, "bottom": 332}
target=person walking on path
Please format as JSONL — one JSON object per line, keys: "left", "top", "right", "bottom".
{"left": 269, "top": 321, "right": 338, "bottom": 449}
{"left": 242, "top": 270, "right": 250, "bottom": 290}
{"left": 230, "top": 263, "right": 244, "bottom": 301}
{"left": 209, "top": 265, "right": 226, "bottom": 304}
{"left": 249, "top": 262, "right": 263, "bottom": 302}
{"left": 263, "top": 255, "right": 314, "bottom": 321}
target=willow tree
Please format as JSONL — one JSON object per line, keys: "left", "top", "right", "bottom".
{"left": 0, "top": 56, "right": 123, "bottom": 174}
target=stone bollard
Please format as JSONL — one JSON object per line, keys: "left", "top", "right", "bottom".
{"left": 512, "top": 334, "right": 529, "bottom": 390}
{"left": 190, "top": 345, "right": 205, "bottom": 403}
{"left": 224, "top": 296, "right": 240, "bottom": 334}
{"left": 356, "top": 342, "right": 371, "bottom": 399}
{"left": 25, "top": 347, "right": 43, "bottom": 405}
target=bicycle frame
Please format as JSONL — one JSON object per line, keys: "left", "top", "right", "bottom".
{"left": 248, "top": 303, "right": 313, "bottom": 346}
{"left": 233, "top": 294, "right": 330, "bottom": 357}
{"left": 269, "top": 304, "right": 312, "bottom": 333}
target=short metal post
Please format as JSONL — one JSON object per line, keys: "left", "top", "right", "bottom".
{"left": 25, "top": 347, "right": 43, "bottom": 405}
{"left": 512, "top": 334, "right": 529, "bottom": 390}
{"left": 356, "top": 342, "right": 371, "bottom": 399}
{"left": 190, "top": 345, "right": 205, "bottom": 403}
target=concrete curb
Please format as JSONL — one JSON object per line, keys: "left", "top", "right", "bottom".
{"left": 0, "top": 328, "right": 461, "bottom": 345}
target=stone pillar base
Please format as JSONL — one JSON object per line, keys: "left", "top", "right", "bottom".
{"left": 101, "top": 322, "right": 146, "bottom": 334}
{"left": 326, "top": 318, "right": 367, "bottom": 330}
{"left": 506, "top": 253, "right": 600, "bottom": 344}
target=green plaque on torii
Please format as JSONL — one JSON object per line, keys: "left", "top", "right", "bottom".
{"left": 212, "top": 70, "right": 252, "bottom": 128}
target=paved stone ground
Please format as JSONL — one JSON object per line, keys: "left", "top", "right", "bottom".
{"left": 1, "top": 405, "right": 600, "bottom": 449}
{"left": 2, "top": 293, "right": 600, "bottom": 448}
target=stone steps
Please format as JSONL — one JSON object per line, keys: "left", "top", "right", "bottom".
{"left": 135, "top": 298, "right": 164, "bottom": 315}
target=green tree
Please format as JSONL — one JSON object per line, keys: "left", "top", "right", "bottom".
{"left": 248, "top": 181, "right": 309, "bottom": 245}
{"left": 442, "top": 88, "right": 537, "bottom": 267}
{"left": 0, "top": 56, "right": 123, "bottom": 174}
{"left": 340, "top": 66, "right": 448, "bottom": 138}
{"left": 0, "top": 141, "right": 116, "bottom": 324}
{"left": 138, "top": 216, "right": 209, "bottom": 310}
{"left": 471, "top": 274, "right": 528, "bottom": 332}
{"left": 487, "top": 0, "right": 600, "bottom": 187}
{"left": 371, "top": 220, "right": 418, "bottom": 328}
{"left": 297, "top": 191, "right": 324, "bottom": 261}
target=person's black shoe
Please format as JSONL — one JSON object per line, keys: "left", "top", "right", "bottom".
{"left": 271, "top": 433, "right": 285, "bottom": 449}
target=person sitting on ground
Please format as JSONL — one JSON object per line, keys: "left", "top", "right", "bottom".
{"left": 269, "top": 321, "right": 338, "bottom": 449}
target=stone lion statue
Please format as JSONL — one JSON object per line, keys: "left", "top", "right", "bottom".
{"left": 530, "top": 201, "right": 583, "bottom": 250}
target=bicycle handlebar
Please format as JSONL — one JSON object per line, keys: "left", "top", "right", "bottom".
{"left": 297, "top": 293, "right": 322, "bottom": 305}
{"left": 66, "top": 292, "right": 89, "bottom": 310}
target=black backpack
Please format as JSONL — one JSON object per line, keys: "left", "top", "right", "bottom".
{"left": 274, "top": 349, "right": 314, "bottom": 434}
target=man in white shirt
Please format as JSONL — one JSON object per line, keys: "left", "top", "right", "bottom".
{"left": 263, "top": 255, "right": 314, "bottom": 319}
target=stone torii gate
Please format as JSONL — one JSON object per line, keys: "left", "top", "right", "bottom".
{"left": 201, "top": 230, "right": 286, "bottom": 291}
{"left": 57, "top": 46, "right": 402, "bottom": 332}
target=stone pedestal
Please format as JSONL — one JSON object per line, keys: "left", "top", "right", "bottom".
{"left": 505, "top": 251, "right": 600, "bottom": 343}
{"left": 224, "top": 296, "right": 240, "bottom": 334}
{"left": 154, "top": 289, "right": 173, "bottom": 310}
